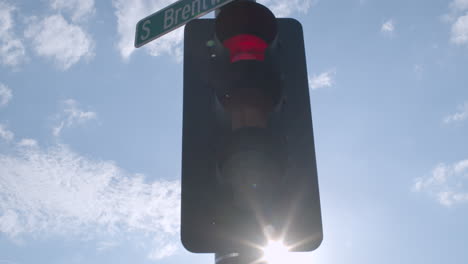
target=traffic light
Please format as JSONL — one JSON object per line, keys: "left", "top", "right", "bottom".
{"left": 181, "top": 1, "right": 322, "bottom": 254}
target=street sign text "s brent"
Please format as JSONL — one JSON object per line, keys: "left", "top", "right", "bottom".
{"left": 135, "top": 0, "right": 234, "bottom": 48}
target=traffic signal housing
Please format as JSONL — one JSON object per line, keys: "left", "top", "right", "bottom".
{"left": 181, "top": 1, "right": 322, "bottom": 254}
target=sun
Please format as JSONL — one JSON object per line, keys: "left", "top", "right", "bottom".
{"left": 260, "top": 240, "right": 291, "bottom": 264}
{"left": 259, "top": 240, "right": 318, "bottom": 264}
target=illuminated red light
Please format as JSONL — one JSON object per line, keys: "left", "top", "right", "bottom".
{"left": 223, "top": 34, "right": 268, "bottom": 63}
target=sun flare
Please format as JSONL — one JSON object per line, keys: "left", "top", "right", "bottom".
{"left": 261, "top": 240, "right": 291, "bottom": 264}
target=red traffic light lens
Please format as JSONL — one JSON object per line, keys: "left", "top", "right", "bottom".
{"left": 223, "top": 34, "right": 268, "bottom": 63}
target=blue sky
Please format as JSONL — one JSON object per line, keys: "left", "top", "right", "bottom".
{"left": 1, "top": 0, "right": 468, "bottom": 263}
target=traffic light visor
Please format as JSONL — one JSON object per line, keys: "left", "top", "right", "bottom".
{"left": 215, "top": 1, "right": 277, "bottom": 58}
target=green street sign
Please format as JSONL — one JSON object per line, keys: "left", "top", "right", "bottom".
{"left": 135, "top": 0, "right": 235, "bottom": 48}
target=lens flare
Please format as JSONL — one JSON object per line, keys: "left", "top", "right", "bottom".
{"left": 261, "top": 240, "right": 290, "bottom": 264}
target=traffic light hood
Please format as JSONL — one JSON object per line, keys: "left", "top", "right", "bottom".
{"left": 215, "top": 1, "right": 278, "bottom": 62}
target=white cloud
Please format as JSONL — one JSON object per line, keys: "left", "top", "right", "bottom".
{"left": 50, "top": 0, "right": 95, "bottom": 22}
{"left": 145, "top": 28, "right": 184, "bottom": 62}
{"left": 0, "top": 1, "right": 26, "bottom": 68}
{"left": 258, "top": 0, "right": 315, "bottom": 17}
{"left": 443, "top": 101, "right": 468, "bottom": 123}
{"left": 148, "top": 241, "right": 178, "bottom": 260}
{"left": 437, "top": 191, "right": 468, "bottom": 206}
{"left": 454, "top": 159, "right": 468, "bottom": 173}
{"left": 24, "top": 15, "right": 94, "bottom": 70}
{"left": 0, "top": 143, "right": 181, "bottom": 259}
{"left": 381, "top": 19, "right": 395, "bottom": 34}
{"left": 0, "top": 83, "right": 12, "bottom": 107}
{"left": 53, "top": 99, "right": 97, "bottom": 136}
{"left": 413, "top": 159, "right": 468, "bottom": 207}
{"left": 0, "top": 123, "right": 14, "bottom": 142}
{"left": 17, "top": 138, "right": 38, "bottom": 148}
{"left": 444, "top": 1, "right": 468, "bottom": 45}
{"left": 451, "top": 13, "right": 468, "bottom": 45}
{"left": 450, "top": 0, "right": 468, "bottom": 11}
{"left": 309, "top": 70, "right": 336, "bottom": 90}
{"left": 96, "top": 240, "right": 119, "bottom": 251}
